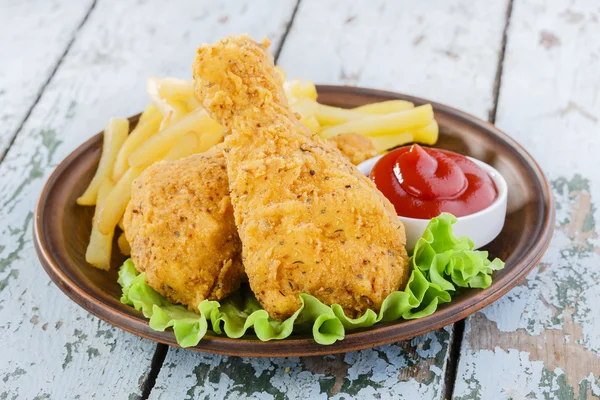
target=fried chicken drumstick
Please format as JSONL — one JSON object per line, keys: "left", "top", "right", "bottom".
{"left": 124, "top": 136, "right": 376, "bottom": 311}
{"left": 193, "top": 35, "right": 409, "bottom": 320}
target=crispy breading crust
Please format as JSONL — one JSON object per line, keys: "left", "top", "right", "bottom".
{"left": 328, "top": 133, "right": 378, "bottom": 165}
{"left": 193, "top": 35, "right": 409, "bottom": 320}
{"left": 124, "top": 145, "right": 245, "bottom": 311}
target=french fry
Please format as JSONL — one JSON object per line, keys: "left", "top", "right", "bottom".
{"left": 186, "top": 96, "right": 202, "bottom": 111}
{"left": 320, "top": 104, "right": 434, "bottom": 138}
{"left": 147, "top": 77, "right": 169, "bottom": 116}
{"left": 138, "top": 102, "right": 161, "bottom": 124}
{"left": 77, "top": 118, "right": 129, "bottom": 206}
{"left": 155, "top": 78, "right": 195, "bottom": 100}
{"left": 300, "top": 115, "right": 320, "bottom": 134}
{"left": 158, "top": 100, "right": 189, "bottom": 130}
{"left": 85, "top": 179, "right": 115, "bottom": 270}
{"left": 291, "top": 98, "right": 367, "bottom": 125}
{"left": 118, "top": 216, "right": 125, "bottom": 231}
{"left": 112, "top": 105, "right": 162, "bottom": 181}
{"left": 163, "top": 133, "right": 199, "bottom": 161}
{"left": 97, "top": 166, "right": 145, "bottom": 235}
{"left": 148, "top": 77, "right": 198, "bottom": 124}
{"left": 369, "top": 132, "right": 414, "bottom": 153}
{"left": 157, "top": 78, "right": 201, "bottom": 111}
{"left": 195, "top": 129, "right": 225, "bottom": 153}
{"left": 368, "top": 121, "right": 439, "bottom": 153}
{"left": 162, "top": 130, "right": 224, "bottom": 162}
{"left": 314, "top": 104, "right": 366, "bottom": 125}
{"left": 412, "top": 120, "right": 439, "bottom": 145}
{"left": 117, "top": 232, "right": 131, "bottom": 256}
{"left": 284, "top": 79, "right": 318, "bottom": 103}
{"left": 128, "top": 108, "right": 222, "bottom": 168}
{"left": 291, "top": 98, "right": 319, "bottom": 118}
{"left": 352, "top": 100, "right": 415, "bottom": 114}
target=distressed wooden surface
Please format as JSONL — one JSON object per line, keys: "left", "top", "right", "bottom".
{"left": 4, "top": 0, "right": 598, "bottom": 398}
{"left": 453, "top": 0, "right": 600, "bottom": 399}
{"left": 150, "top": 328, "right": 451, "bottom": 400}
{"left": 148, "top": 0, "right": 509, "bottom": 398}
{"left": 0, "top": 0, "right": 297, "bottom": 398}
{"left": 0, "top": 0, "right": 94, "bottom": 158}
{"left": 278, "top": 0, "right": 509, "bottom": 120}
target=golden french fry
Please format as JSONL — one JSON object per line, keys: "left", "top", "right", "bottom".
{"left": 112, "top": 105, "right": 162, "bottom": 181}
{"left": 412, "top": 120, "right": 439, "bottom": 145}
{"left": 118, "top": 216, "right": 125, "bottom": 231}
{"left": 138, "top": 103, "right": 161, "bottom": 124}
{"left": 186, "top": 96, "right": 202, "bottom": 111}
{"left": 163, "top": 133, "right": 200, "bottom": 161}
{"left": 85, "top": 179, "right": 115, "bottom": 270}
{"left": 155, "top": 78, "right": 195, "bottom": 100}
{"left": 147, "top": 77, "right": 173, "bottom": 116}
{"left": 97, "top": 166, "right": 145, "bottom": 235}
{"left": 148, "top": 77, "right": 197, "bottom": 123}
{"left": 158, "top": 100, "right": 189, "bottom": 129}
{"left": 161, "top": 78, "right": 193, "bottom": 102}
{"left": 370, "top": 132, "right": 414, "bottom": 153}
{"left": 77, "top": 118, "right": 129, "bottom": 206}
{"left": 320, "top": 104, "right": 434, "bottom": 138}
{"left": 314, "top": 105, "right": 364, "bottom": 125}
{"left": 300, "top": 115, "right": 320, "bottom": 135}
{"left": 157, "top": 78, "right": 201, "bottom": 111}
{"left": 292, "top": 98, "right": 366, "bottom": 125}
{"left": 352, "top": 100, "right": 415, "bottom": 114}
{"left": 117, "top": 232, "right": 131, "bottom": 256}
{"left": 284, "top": 79, "right": 318, "bottom": 103}
{"left": 294, "top": 98, "right": 417, "bottom": 125}
{"left": 368, "top": 121, "right": 439, "bottom": 153}
{"left": 128, "top": 108, "right": 222, "bottom": 168}
{"left": 291, "top": 98, "right": 319, "bottom": 118}
{"left": 195, "top": 129, "right": 225, "bottom": 153}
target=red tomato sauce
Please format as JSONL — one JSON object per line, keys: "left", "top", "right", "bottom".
{"left": 370, "top": 144, "right": 497, "bottom": 219}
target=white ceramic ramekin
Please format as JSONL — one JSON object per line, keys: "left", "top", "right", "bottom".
{"left": 357, "top": 154, "right": 508, "bottom": 251}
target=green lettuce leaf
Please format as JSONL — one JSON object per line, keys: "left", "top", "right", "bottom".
{"left": 118, "top": 212, "right": 503, "bottom": 347}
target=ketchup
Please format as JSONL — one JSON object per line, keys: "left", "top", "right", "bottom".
{"left": 370, "top": 144, "right": 497, "bottom": 219}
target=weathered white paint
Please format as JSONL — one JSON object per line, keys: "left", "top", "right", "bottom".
{"left": 0, "top": 0, "right": 298, "bottom": 398}
{"left": 278, "top": 0, "right": 509, "bottom": 120}
{"left": 0, "top": 0, "right": 95, "bottom": 157}
{"left": 454, "top": 0, "right": 600, "bottom": 398}
{"left": 150, "top": 328, "right": 452, "bottom": 400}
{"left": 149, "top": 0, "right": 509, "bottom": 398}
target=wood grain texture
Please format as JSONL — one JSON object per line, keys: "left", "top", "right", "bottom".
{"left": 0, "top": 0, "right": 95, "bottom": 158}
{"left": 453, "top": 0, "right": 600, "bottom": 398}
{"left": 150, "top": 328, "right": 451, "bottom": 400}
{"left": 0, "top": 0, "right": 298, "bottom": 398}
{"left": 148, "top": 0, "right": 510, "bottom": 398}
{"left": 277, "top": 0, "right": 509, "bottom": 120}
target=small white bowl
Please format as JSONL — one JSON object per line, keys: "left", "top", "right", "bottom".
{"left": 358, "top": 154, "right": 508, "bottom": 251}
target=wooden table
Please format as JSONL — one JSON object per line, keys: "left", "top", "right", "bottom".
{"left": 1, "top": 0, "right": 598, "bottom": 398}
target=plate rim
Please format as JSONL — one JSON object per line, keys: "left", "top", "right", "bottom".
{"left": 33, "top": 85, "right": 555, "bottom": 357}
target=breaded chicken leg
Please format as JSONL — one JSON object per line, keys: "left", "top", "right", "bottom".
{"left": 193, "top": 35, "right": 409, "bottom": 320}
{"left": 124, "top": 136, "right": 372, "bottom": 312}
{"left": 124, "top": 145, "right": 245, "bottom": 310}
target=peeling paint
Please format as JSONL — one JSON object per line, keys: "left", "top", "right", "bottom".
{"left": 2, "top": 368, "right": 26, "bottom": 383}
{"left": 456, "top": 174, "right": 600, "bottom": 398}
{"left": 150, "top": 328, "right": 451, "bottom": 400}
{"left": 63, "top": 329, "right": 88, "bottom": 370}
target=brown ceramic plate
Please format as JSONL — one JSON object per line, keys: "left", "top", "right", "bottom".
{"left": 34, "top": 86, "right": 554, "bottom": 357}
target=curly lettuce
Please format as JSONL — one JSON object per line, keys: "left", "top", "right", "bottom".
{"left": 118, "top": 212, "right": 504, "bottom": 346}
